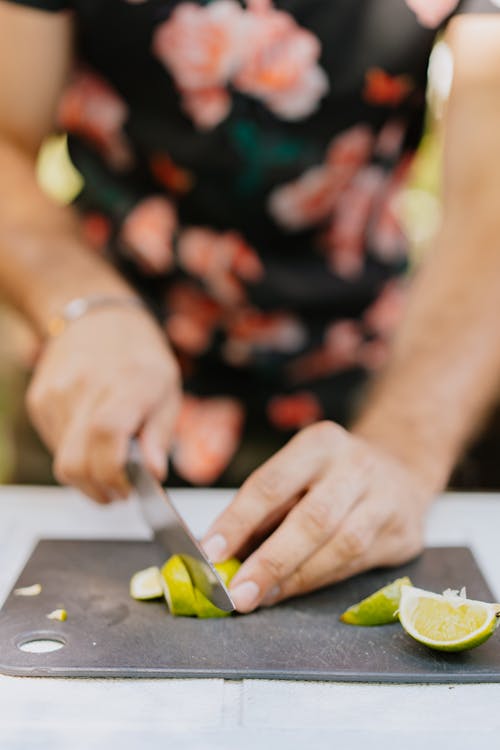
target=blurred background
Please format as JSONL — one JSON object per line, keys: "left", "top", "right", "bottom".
{"left": 1, "top": 38, "right": 498, "bottom": 490}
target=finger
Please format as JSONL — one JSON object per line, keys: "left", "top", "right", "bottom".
{"left": 228, "top": 471, "right": 364, "bottom": 611}
{"left": 54, "top": 405, "right": 113, "bottom": 504}
{"left": 264, "top": 500, "right": 384, "bottom": 605}
{"left": 202, "top": 422, "right": 342, "bottom": 563}
{"left": 138, "top": 390, "right": 180, "bottom": 481}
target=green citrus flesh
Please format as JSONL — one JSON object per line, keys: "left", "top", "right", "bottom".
{"left": 340, "top": 576, "right": 413, "bottom": 626}
{"left": 399, "top": 585, "right": 499, "bottom": 652}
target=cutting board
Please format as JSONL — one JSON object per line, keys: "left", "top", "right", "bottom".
{"left": 0, "top": 540, "right": 499, "bottom": 682}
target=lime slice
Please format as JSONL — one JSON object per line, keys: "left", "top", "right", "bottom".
{"left": 194, "top": 588, "right": 232, "bottom": 619}
{"left": 399, "top": 585, "right": 500, "bottom": 652}
{"left": 192, "top": 558, "right": 241, "bottom": 618}
{"left": 214, "top": 558, "right": 241, "bottom": 587}
{"left": 161, "top": 556, "right": 197, "bottom": 616}
{"left": 130, "top": 566, "right": 163, "bottom": 601}
{"left": 47, "top": 608, "right": 67, "bottom": 622}
{"left": 340, "top": 576, "right": 412, "bottom": 626}
{"left": 14, "top": 584, "right": 42, "bottom": 597}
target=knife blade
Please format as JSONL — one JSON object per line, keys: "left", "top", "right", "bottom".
{"left": 127, "top": 442, "right": 235, "bottom": 612}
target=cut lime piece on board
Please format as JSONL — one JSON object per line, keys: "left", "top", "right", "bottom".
{"left": 47, "top": 608, "right": 67, "bottom": 622}
{"left": 340, "top": 576, "right": 412, "bottom": 626}
{"left": 161, "top": 556, "right": 198, "bottom": 616}
{"left": 130, "top": 566, "right": 163, "bottom": 601}
{"left": 399, "top": 584, "right": 500, "bottom": 652}
{"left": 214, "top": 558, "right": 241, "bottom": 587}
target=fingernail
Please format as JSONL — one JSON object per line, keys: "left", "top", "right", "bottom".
{"left": 230, "top": 581, "right": 260, "bottom": 612}
{"left": 202, "top": 534, "right": 227, "bottom": 562}
{"left": 261, "top": 585, "right": 281, "bottom": 607}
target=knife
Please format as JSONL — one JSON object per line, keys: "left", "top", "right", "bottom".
{"left": 126, "top": 441, "right": 235, "bottom": 612}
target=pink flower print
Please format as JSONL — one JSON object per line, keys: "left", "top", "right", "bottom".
{"left": 267, "top": 392, "right": 323, "bottom": 431}
{"left": 234, "top": 6, "right": 329, "bottom": 120}
{"left": 404, "top": 0, "right": 460, "bottom": 28}
{"left": 325, "top": 125, "right": 374, "bottom": 169}
{"left": 165, "top": 282, "right": 223, "bottom": 356}
{"left": 268, "top": 125, "right": 374, "bottom": 231}
{"left": 374, "top": 120, "right": 407, "bottom": 160}
{"left": 268, "top": 165, "right": 336, "bottom": 231}
{"left": 172, "top": 395, "right": 244, "bottom": 484}
{"left": 323, "top": 166, "right": 386, "bottom": 279}
{"left": 121, "top": 196, "right": 177, "bottom": 275}
{"left": 150, "top": 153, "right": 194, "bottom": 195}
{"left": 57, "top": 69, "right": 133, "bottom": 171}
{"left": 363, "top": 281, "right": 408, "bottom": 338}
{"left": 181, "top": 86, "right": 232, "bottom": 130}
{"left": 287, "top": 320, "right": 363, "bottom": 384}
{"left": 370, "top": 156, "right": 413, "bottom": 263}
{"left": 363, "top": 68, "right": 413, "bottom": 107}
{"left": 178, "top": 228, "right": 264, "bottom": 305}
{"left": 81, "top": 213, "right": 112, "bottom": 254}
{"left": 153, "top": 1, "right": 245, "bottom": 90}
{"left": 223, "top": 308, "right": 306, "bottom": 366}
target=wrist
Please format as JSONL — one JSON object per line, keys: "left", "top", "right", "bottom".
{"left": 46, "top": 294, "right": 147, "bottom": 339}
{"left": 352, "top": 408, "right": 455, "bottom": 493}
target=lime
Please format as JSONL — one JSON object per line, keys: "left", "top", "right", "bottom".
{"left": 399, "top": 584, "right": 500, "bottom": 652}
{"left": 214, "top": 558, "right": 241, "bottom": 586}
{"left": 340, "top": 576, "right": 412, "bottom": 626}
{"left": 194, "top": 588, "right": 232, "bottom": 619}
{"left": 46, "top": 608, "right": 67, "bottom": 622}
{"left": 132, "top": 556, "right": 241, "bottom": 618}
{"left": 192, "top": 558, "right": 240, "bottom": 618}
{"left": 161, "top": 556, "right": 198, "bottom": 616}
{"left": 130, "top": 566, "right": 163, "bottom": 601}
{"left": 14, "top": 583, "right": 42, "bottom": 597}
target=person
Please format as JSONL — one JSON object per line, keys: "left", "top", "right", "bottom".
{"left": 1, "top": 0, "right": 500, "bottom": 614}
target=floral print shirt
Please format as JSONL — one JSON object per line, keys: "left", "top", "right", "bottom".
{"left": 8, "top": 0, "right": 499, "bottom": 484}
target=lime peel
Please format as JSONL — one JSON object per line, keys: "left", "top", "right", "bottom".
{"left": 47, "top": 608, "right": 67, "bottom": 622}
{"left": 132, "top": 555, "right": 240, "bottom": 618}
{"left": 14, "top": 584, "right": 42, "bottom": 597}
{"left": 340, "top": 576, "right": 412, "bottom": 626}
{"left": 399, "top": 584, "right": 500, "bottom": 652}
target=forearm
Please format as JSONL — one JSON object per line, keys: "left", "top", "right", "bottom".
{"left": 354, "top": 214, "right": 500, "bottom": 491}
{"left": 0, "top": 137, "right": 136, "bottom": 337}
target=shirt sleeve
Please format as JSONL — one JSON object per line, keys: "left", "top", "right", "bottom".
{"left": 1, "top": 0, "right": 70, "bottom": 11}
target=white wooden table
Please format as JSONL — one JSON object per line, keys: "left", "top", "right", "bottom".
{"left": 1, "top": 487, "right": 500, "bottom": 749}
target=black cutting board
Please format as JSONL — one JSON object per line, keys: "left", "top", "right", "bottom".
{"left": 0, "top": 540, "right": 499, "bottom": 682}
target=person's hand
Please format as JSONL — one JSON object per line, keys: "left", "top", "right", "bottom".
{"left": 202, "top": 421, "right": 436, "bottom": 612}
{"left": 26, "top": 307, "right": 181, "bottom": 503}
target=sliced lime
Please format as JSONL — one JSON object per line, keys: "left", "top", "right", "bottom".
{"left": 340, "top": 576, "right": 412, "bottom": 626}
{"left": 399, "top": 584, "right": 500, "bottom": 652}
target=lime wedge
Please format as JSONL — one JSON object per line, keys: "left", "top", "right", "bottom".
{"left": 340, "top": 576, "right": 412, "bottom": 626}
{"left": 130, "top": 566, "right": 163, "bottom": 601}
{"left": 399, "top": 585, "right": 500, "bottom": 652}
{"left": 194, "top": 588, "right": 232, "bottom": 619}
{"left": 14, "top": 584, "right": 42, "bottom": 597}
{"left": 47, "top": 608, "right": 67, "bottom": 622}
{"left": 214, "top": 558, "right": 241, "bottom": 587}
{"left": 192, "top": 558, "right": 241, "bottom": 618}
{"left": 161, "top": 556, "right": 197, "bottom": 616}
{"left": 132, "top": 556, "right": 241, "bottom": 618}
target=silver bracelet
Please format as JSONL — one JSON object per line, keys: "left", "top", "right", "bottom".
{"left": 46, "top": 294, "right": 147, "bottom": 338}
